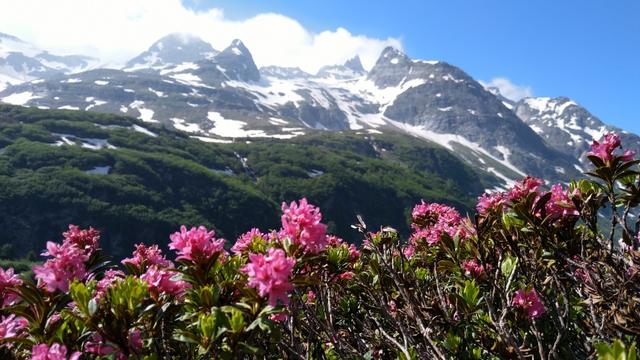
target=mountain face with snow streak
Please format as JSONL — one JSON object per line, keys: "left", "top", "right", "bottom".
{"left": 1, "top": 31, "right": 634, "bottom": 189}
{"left": 514, "top": 96, "right": 640, "bottom": 167}
{"left": 0, "top": 32, "right": 98, "bottom": 90}
{"left": 124, "top": 33, "right": 218, "bottom": 72}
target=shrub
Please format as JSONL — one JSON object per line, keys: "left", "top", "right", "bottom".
{"left": 0, "top": 133, "right": 638, "bottom": 359}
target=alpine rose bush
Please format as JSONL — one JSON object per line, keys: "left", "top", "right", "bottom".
{"left": 0, "top": 132, "right": 638, "bottom": 359}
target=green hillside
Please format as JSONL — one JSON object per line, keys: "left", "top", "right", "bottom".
{"left": 0, "top": 105, "right": 489, "bottom": 259}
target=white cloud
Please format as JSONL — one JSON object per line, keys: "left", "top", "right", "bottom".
{"left": 480, "top": 77, "right": 533, "bottom": 101}
{"left": 0, "top": 0, "right": 401, "bottom": 73}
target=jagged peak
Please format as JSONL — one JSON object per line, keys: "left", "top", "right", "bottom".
{"left": 223, "top": 39, "right": 250, "bottom": 56}
{"left": 343, "top": 56, "right": 364, "bottom": 72}
{"left": 379, "top": 46, "right": 410, "bottom": 62}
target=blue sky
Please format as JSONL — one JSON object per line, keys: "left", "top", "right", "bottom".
{"left": 185, "top": 0, "right": 640, "bottom": 133}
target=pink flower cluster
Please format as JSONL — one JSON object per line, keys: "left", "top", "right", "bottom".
{"left": 232, "top": 228, "right": 266, "bottom": 254}
{"left": 512, "top": 288, "right": 546, "bottom": 320}
{"left": 545, "top": 184, "right": 579, "bottom": 220}
{"left": 122, "top": 243, "right": 173, "bottom": 270}
{"left": 62, "top": 224, "right": 100, "bottom": 255}
{"left": 85, "top": 329, "right": 141, "bottom": 359}
{"left": 507, "top": 176, "right": 543, "bottom": 202}
{"left": 31, "top": 343, "right": 81, "bottom": 360}
{"left": 94, "top": 269, "right": 125, "bottom": 302}
{"left": 0, "top": 267, "right": 22, "bottom": 306}
{"left": 476, "top": 191, "right": 506, "bottom": 216}
{"left": 410, "top": 201, "right": 462, "bottom": 245}
{"left": 0, "top": 314, "right": 28, "bottom": 342}
{"left": 169, "top": 225, "right": 226, "bottom": 264}
{"left": 140, "top": 266, "right": 190, "bottom": 299}
{"left": 242, "top": 248, "right": 295, "bottom": 306}
{"left": 589, "top": 132, "right": 635, "bottom": 163}
{"left": 281, "top": 198, "right": 328, "bottom": 254}
{"left": 461, "top": 259, "right": 485, "bottom": 277}
{"left": 33, "top": 238, "right": 90, "bottom": 293}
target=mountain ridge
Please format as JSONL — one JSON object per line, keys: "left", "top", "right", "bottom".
{"left": 0, "top": 31, "right": 634, "bottom": 190}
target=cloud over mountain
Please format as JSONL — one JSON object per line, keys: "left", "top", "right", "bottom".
{"left": 0, "top": 0, "right": 401, "bottom": 72}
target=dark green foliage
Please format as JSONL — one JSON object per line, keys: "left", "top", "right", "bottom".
{"left": 0, "top": 105, "right": 487, "bottom": 259}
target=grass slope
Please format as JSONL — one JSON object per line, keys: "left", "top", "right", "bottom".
{"left": 0, "top": 105, "right": 488, "bottom": 259}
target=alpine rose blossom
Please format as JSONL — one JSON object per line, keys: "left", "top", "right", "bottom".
{"left": 169, "top": 225, "right": 226, "bottom": 263}
{"left": 507, "top": 176, "right": 543, "bottom": 202}
{"left": 410, "top": 201, "right": 462, "bottom": 245}
{"left": 476, "top": 191, "right": 506, "bottom": 216}
{"left": 0, "top": 314, "right": 28, "bottom": 342}
{"left": 461, "top": 259, "right": 485, "bottom": 277}
{"left": 242, "top": 248, "right": 295, "bottom": 306}
{"left": 588, "top": 132, "right": 621, "bottom": 163}
{"left": 306, "top": 290, "right": 316, "bottom": 304}
{"left": 281, "top": 198, "right": 328, "bottom": 253}
{"left": 31, "top": 343, "right": 81, "bottom": 360}
{"left": 512, "top": 288, "right": 546, "bottom": 319}
{"left": 85, "top": 333, "right": 121, "bottom": 357}
{"left": 94, "top": 269, "right": 125, "bottom": 302}
{"left": 545, "top": 184, "right": 579, "bottom": 220}
{"left": 0, "top": 267, "right": 22, "bottom": 306}
{"left": 141, "top": 266, "right": 191, "bottom": 298}
{"left": 33, "top": 241, "right": 88, "bottom": 293}
{"left": 122, "top": 243, "right": 173, "bottom": 270}
{"left": 232, "top": 228, "right": 265, "bottom": 254}
{"left": 62, "top": 224, "right": 100, "bottom": 255}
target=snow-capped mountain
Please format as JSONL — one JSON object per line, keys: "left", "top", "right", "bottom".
{"left": 0, "top": 32, "right": 98, "bottom": 90}
{"left": 124, "top": 33, "right": 218, "bottom": 72}
{"left": 514, "top": 96, "right": 640, "bottom": 167}
{"left": 3, "top": 32, "right": 632, "bottom": 189}
{"left": 316, "top": 56, "right": 366, "bottom": 79}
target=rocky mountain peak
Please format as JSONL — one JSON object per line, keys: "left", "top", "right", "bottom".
{"left": 215, "top": 39, "right": 260, "bottom": 82}
{"left": 343, "top": 55, "right": 365, "bottom": 73}
{"left": 315, "top": 55, "right": 366, "bottom": 79}
{"left": 125, "top": 33, "right": 217, "bottom": 70}
{"left": 367, "top": 46, "right": 413, "bottom": 87}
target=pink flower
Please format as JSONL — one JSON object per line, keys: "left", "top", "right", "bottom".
{"left": 0, "top": 267, "right": 22, "bottom": 306}
{"left": 461, "top": 259, "right": 485, "bottom": 277}
{"left": 507, "top": 176, "right": 543, "bottom": 202}
{"left": 512, "top": 288, "right": 546, "bottom": 319}
{"left": 348, "top": 244, "right": 361, "bottom": 260}
{"left": 306, "top": 290, "right": 316, "bottom": 304}
{"left": 476, "top": 192, "right": 506, "bottom": 216}
{"left": 588, "top": 132, "right": 621, "bottom": 163}
{"left": 621, "top": 149, "right": 636, "bottom": 162}
{"left": 281, "top": 198, "right": 328, "bottom": 254}
{"left": 33, "top": 241, "right": 88, "bottom": 293}
{"left": 169, "top": 225, "right": 226, "bottom": 264}
{"left": 326, "top": 235, "right": 344, "bottom": 247}
{"left": 0, "top": 314, "right": 28, "bottom": 342}
{"left": 140, "top": 266, "right": 191, "bottom": 299}
{"left": 63, "top": 225, "right": 100, "bottom": 255}
{"left": 269, "top": 312, "right": 289, "bottom": 322}
{"left": 31, "top": 343, "right": 81, "bottom": 360}
{"left": 232, "top": 228, "right": 265, "bottom": 254}
{"left": 85, "top": 333, "right": 120, "bottom": 356}
{"left": 122, "top": 243, "right": 173, "bottom": 270}
{"left": 388, "top": 300, "right": 397, "bottom": 315}
{"left": 242, "top": 248, "right": 295, "bottom": 306}
{"left": 338, "top": 271, "right": 354, "bottom": 280}
{"left": 545, "top": 184, "right": 579, "bottom": 220}
{"left": 129, "top": 328, "right": 143, "bottom": 352}
{"left": 94, "top": 269, "right": 125, "bottom": 302}
{"left": 403, "top": 245, "right": 415, "bottom": 258}
{"left": 410, "top": 201, "right": 462, "bottom": 245}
